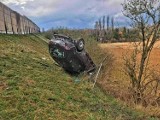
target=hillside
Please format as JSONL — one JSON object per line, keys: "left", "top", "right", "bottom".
{"left": 0, "top": 34, "right": 156, "bottom": 120}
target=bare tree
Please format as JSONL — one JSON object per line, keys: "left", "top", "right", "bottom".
{"left": 99, "top": 18, "right": 102, "bottom": 31}
{"left": 111, "top": 17, "right": 114, "bottom": 32}
{"left": 94, "top": 21, "right": 99, "bottom": 30}
{"left": 107, "top": 15, "right": 110, "bottom": 31}
{"left": 94, "top": 21, "right": 99, "bottom": 40}
{"left": 123, "top": 0, "right": 160, "bottom": 105}
{"left": 102, "top": 16, "right": 105, "bottom": 30}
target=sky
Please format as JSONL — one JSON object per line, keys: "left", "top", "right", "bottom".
{"left": 1, "top": 0, "right": 127, "bottom": 30}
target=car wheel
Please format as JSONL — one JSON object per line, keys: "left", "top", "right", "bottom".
{"left": 76, "top": 38, "right": 85, "bottom": 52}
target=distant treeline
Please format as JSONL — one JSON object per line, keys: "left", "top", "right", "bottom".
{"left": 94, "top": 15, "right": 139, "bottom": 42}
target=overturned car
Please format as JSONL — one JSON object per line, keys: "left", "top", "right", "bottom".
{"left": 49, "top": 34, "right": 96, "bottom": 74}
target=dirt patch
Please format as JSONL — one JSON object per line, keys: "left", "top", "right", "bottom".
{"left": 0, "top": 82, "right": 7, "bottom": 92}
{"left": 26, "top": 79, "right": 36, "bottom": 86}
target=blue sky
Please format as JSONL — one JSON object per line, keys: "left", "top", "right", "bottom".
{"left": 2, "top": 0, "right": 127, "bottom": 30}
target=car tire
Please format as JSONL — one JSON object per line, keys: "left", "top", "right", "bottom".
{"left": 76, "top": 38, "right": 85, "bottom": 52}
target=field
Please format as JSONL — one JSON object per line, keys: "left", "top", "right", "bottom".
{"left": 99, "top": 41, "right": 160, "bottom": 117}
{"left": 0, "top": 34, "right": 157, "bottom": 119}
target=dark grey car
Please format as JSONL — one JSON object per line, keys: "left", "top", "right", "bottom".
{"left": 49, "top": 34, "right": 96, "bottom": 74}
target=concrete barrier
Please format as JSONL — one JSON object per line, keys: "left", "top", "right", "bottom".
{"left": 0, "top": 2, "right": 40, "bottom": 34}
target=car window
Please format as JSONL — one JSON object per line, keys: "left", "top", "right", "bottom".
{"left": 51, "top": 48, "right": 65, "bottom": 58}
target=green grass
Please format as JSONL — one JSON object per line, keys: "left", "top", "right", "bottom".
{"left": 0, "top": 34, "right": 157, "bottom": 120}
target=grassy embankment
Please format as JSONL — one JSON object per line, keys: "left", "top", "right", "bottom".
{"left": 0, "top": 34, "right": 157, "bottom": 119}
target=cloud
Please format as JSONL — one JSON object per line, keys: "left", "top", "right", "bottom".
{"left": 1, "top": 0, "right": 127, "bottom": 29}
{"left": 1, "top": 0, "right": 34, "bottom": 5}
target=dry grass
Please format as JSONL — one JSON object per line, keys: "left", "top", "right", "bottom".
{"left": 99, "top": 40, "right": 160, "bottom": 117}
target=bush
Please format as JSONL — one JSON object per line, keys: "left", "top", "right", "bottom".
{"left": 44, "top": 31, "right": 53, "bottom": 40}
{"left": 85, "top": 36, "right": 114, "bottom": 81}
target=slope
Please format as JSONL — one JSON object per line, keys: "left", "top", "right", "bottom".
{"left": 0, "top": 34, "right": 156, "bottom": 120}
